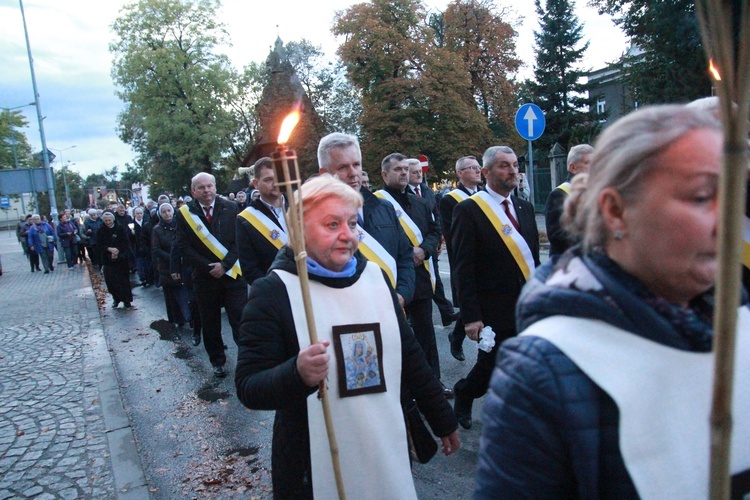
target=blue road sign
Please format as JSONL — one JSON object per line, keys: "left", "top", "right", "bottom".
{"left": 515, "top": 103, "right": 546, "bottom": 141}
{"left": 0, "top": 196, "right": 10, "bottom": 208}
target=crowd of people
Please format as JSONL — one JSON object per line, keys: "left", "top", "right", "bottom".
{"left": 12, "top": 101, "right": 750, "bottom": 498}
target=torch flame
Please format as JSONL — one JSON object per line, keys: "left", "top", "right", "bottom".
{"left": 708, "top": 59, "right": 721, "bottom": 81}
{"left": 278, "top": 111, "right": 301, "bottom": 144}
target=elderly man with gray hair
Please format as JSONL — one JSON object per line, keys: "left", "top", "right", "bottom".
{"left": 544, "top": 143, "right": 593, "bottom": 257}
{"left": 317, "top": 132, "right": 415, "bottom": 307}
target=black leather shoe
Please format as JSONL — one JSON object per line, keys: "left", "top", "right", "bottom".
{"left": 442, "top": 383, "right": 454, "bottom": 399}
{"left": 448, "top": 332, "right": 465, "bottom": 362}
{"left": 453, "top": 385, "right": 473, "bottom": 429}
{"left": 441, "top": 311, "right": 460, "bottom": 327}
{"left": 112, "top": 301, "right": 119, "bottom": 308}
{"left": 213, "top": 365, "right": 227, "bottom": 378}
{"left": 124, "top": 302, "right": 132, "bottom": 308}
{"left": 192, "top": 332, "right": 201, "bottom": 346}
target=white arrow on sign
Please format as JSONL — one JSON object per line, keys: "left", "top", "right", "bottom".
{"left": 523, "top": 106, "right": 538, "bottom": 138}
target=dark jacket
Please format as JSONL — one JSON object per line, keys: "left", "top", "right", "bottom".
{"left": 474, "top": 249, "right": 749, "bottom": 498}
{"left": 235, "top": 249, "right": 457, "bottom": 498}
{"left": 438, "top": 184, "right": 478, "bottom": 306}
{"left": 152, "top": 220, "right": 178, "bottom": 282}
{"left": 133, "top": 218, "right": 152, "bottom": 258}
{"left": 84, "top": 217, "right": 103, "bottom": 245}
{"left": 544, "top": 174, "right": 577, "bottom": 257}
{"left": 170, "top": 197, "right": 243, "bottom": 282}
{"left": 360, "top": 187, "right": 415, "bottom": 303}
{"left": 96, "top": 221, "right": 131, "bottom": 266}
{"left": 236, "top": 198, "right": 286, "bottom": 285}
{"left": 27, "top": 222, "right": 56, "bottom": 254}
{"left": 382, "top": 186, "right": 440, "bottom": 301}
{"left": 451, "top": 193, "right": 539, "bottom": 334}
{"left": 56, "top": 220, "right": 78, "bottom": 248}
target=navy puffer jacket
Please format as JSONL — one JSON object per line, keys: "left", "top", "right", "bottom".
{"left": 474, "top": 249, "right": 748, "bottom": 499}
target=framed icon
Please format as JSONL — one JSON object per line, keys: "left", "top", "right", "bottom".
{"left": 332, "top": 323, "right": 387, "bottom": 398}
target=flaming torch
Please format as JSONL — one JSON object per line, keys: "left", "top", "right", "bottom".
{"left": 272, "top": 111, "right": 346, "bottom": 499}
{"left": 695, "top": 1, "right": 750, "bottom": 497}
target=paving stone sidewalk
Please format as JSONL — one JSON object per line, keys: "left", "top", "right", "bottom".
{"left": 0, "top": 233, "right": 148, "bottom": 499}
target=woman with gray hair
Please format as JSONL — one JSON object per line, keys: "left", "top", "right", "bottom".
{"left": 152, "top": 203, "right": 191, "bottom": 329}
{"left": 475, "top": 104, "right": 750, "bottom": 497}
{"left": 236, "top": 174, "right": 459, "bottom": 499}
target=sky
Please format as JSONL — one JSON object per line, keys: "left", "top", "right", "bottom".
{"left": 0, "top": 0, "right": 628, "bottom": 180}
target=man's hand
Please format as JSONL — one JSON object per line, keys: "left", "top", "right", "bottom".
{"left": 171, "top": 273, "right": 181, "bottom": 281}
{"left": 413, "top": 246, "right": 426, "bottom": 266}
{"left": 296, "top": 340, "right": 330, "bottom": 387}
{"left": 441, "top": 430, "right": 461, "bottom": 456}
{"left": 465, "top": 320, "right": 484, "bottom": 342}
{"left": 208, "top": 262, "right": 225, "bottom": 279}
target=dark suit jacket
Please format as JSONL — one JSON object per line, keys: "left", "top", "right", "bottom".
{"left": 438, "top": 184, "right": 477, "bottom": 306}
{"left": 383, "top": 187, "right": 440, "bottom": 301}
{"left": 410, "top": 182, "right": 440, "bottom": 230}
{"left": 170, "top": 197, "right": 244, "bottom": 284}
{"left": 452, "top": 193, "right": 540, "bottom": 335}
{"left": 544, "top": 174, "right": 576, "bottom": 257}
{"left": 361, "top": 187, "right": 416, "bottom": 303}
{"left": 236, "top": 198, "right": 285, "bottom": 285}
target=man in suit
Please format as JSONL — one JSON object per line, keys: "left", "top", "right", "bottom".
{"left": 545, "top": 144, "right": 593, "bottom": 257}
{"left": 451, "top": 146, "right": 540, "bottom": 428}
{"left": 407, "top": 158, "right": 458, "bottom": 328}
{"left": 236, "top": 157, "right": 287, "bottom": 285}
{"left": 170, "top": 172, "right": 247, "bottom": 378}
{"left": 317, "top": 133, "right": 415, "bottom": 307}
{"left": 379, "top": 153, "right": 452, "bottom": 397}
{"left": 438, "top": 155, "right": 483, "bottom": 361}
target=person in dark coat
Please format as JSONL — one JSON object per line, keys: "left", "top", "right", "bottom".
{"left": 84, "top": 209, "right": 103, "bottom": 270}
{"left": 317, "top": 132, "right": 415, "bottom": 307}
{"left": 170, "top": 172, "right": 247, "bottom": 378}
{"left": 56, "top": 212, "right": 79, "bottom": 269}
{"left": 236, "top": 157, "right": 288, "bottom": 285}
{"left": 97, "top": 211, "right": 133, "bottom": 308}
{"left": 132, "top": 207, "right": 153, "bottom": 287}
{"left": 451, "top": 145, "right": 540, "bottom": 430}
{"left": 438, "top": 156, "right": 483, "bottom": 361}
{"left": 544, "top": 144, "right": 593, "bottom": 258}
{"left": 235, "top": 175, "right": 459, "bottom": 499}
{"left": 475, "top": 105, "right": 750, "bottom": 498}
{"left": 152, "top": 203, "right": 190, "bottom": 328}
{"left": 27, "top": 214, "right": 56, "bottom": 273}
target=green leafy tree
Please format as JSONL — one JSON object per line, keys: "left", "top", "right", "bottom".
{"left": 110, "top": 0, "right": 242, "bottom": 194}
{"left": 589, "top": 0, "right": 710, "bottom": 105}
{"left": 334, "top": 0, "right": 491, "bottom": 180}
{"left": 527, "top": 0, "right": 592, "bottom": 152}
{"left": 0, "top": 111, "right": 34, "bottom": 169}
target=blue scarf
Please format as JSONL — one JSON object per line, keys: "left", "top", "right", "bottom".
{"left": 306, "top": 256, "right": 357, "bottom": 278}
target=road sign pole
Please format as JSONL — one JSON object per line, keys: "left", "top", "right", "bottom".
{"left": 527, "top": 140, "right": 534, "bottom": 204}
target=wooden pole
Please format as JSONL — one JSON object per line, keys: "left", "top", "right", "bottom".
{"left": 273, "top": 144, "right": 346, "bottom": 500}
{"left": 695, "top": 1, "right": 750, "bottom": 497}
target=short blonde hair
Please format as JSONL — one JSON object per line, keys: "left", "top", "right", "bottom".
{"left": 296, "top": 174, "right": 363, "bottom": 218}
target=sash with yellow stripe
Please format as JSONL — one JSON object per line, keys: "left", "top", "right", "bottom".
{"left": 447, "top": 189, "right": 469, "bottom": 203}
{"left": 374, "top": 190, "right": 436, "bottom": 291}
{"left": 557, "top": 181, "right": 572, "bottom": 195}
{"left": 356, "top": 224, "right": 397, "bottom": 289}
{"left": 238, "top": 206, "right": 287, "bottom": 250}
{"left": 179, "top": 205, "right": 242, "bottom": 279}
{"left": 743, "top": 215, "right": 750, "bottom": 271}
{"left": 470, "top": 191, "right": 536, "bottom": 280}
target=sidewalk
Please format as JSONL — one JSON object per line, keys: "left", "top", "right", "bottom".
{"left": 0, "top": 232, "right": 148, "bottom": 499}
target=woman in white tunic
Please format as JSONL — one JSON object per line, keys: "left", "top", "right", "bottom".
{"left": 475, "top": 104, "right": 750, "bottom": 498}
{"left": 235, "top": 174, "right": 460, "bottom": 499}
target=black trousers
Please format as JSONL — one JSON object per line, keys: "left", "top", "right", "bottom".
{"left": 431, "top": 256, "right": 454, "bottom": 319}
{"left": 455, "top": 328, "right": 515, "bottom": 399}
{"left": 405, "top": 297, "right": 440, "bottom": 381}
{"left": 193, "top": 274, "right": 247, "bottom": 367}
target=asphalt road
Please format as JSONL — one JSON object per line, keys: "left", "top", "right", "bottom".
{"left": 101, "top": 250, "right": 485, "bottom": 498}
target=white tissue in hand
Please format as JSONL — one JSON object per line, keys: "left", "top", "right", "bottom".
{"left": 478, "top": 326, "right": 495, "bottom": 352}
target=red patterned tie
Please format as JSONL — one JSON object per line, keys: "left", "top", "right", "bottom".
{"left": 415, "top": 186, "right": 421, "bottom": 198}
{"left": 502, "top": 199, "right": 520, "bottom": 232}
{"left": 204, "top": 206, "right": 212, "bottom": 224}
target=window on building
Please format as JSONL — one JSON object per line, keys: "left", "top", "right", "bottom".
{"left": 596, "top": 98, "right": 606, "bottom": 115}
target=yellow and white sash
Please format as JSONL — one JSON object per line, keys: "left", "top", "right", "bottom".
{"left": 356, "top": 224, "right": 397, "bottom": 288}
{"left": 521, "top": 309, "right": 750, "bottom": 499}
{"left": 470, "top": 191, "right": 535, "bottom": 280}
{"left": 277, "top": 263, "right": 416, "bottom": 500}
{"left": 447, "top": 188, "right": 469, "bottom": 204}
{"left": 375, "top": 190, "right": 435, "bottom": 291}
{"left": 557, "top": 181, "right": 572, "bottom": 195}
{"left": 238, "top": 206, "right": 287, "bottom": 250}
{"left": 743, "top": 215, "right": 750, "bottom": 271}
{"left": 178, "top": 205, "right": 242, "bottom": 279}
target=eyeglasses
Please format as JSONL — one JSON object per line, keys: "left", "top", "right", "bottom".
{"left": 458, "top": 165, "right": 481, "bottom": 172}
